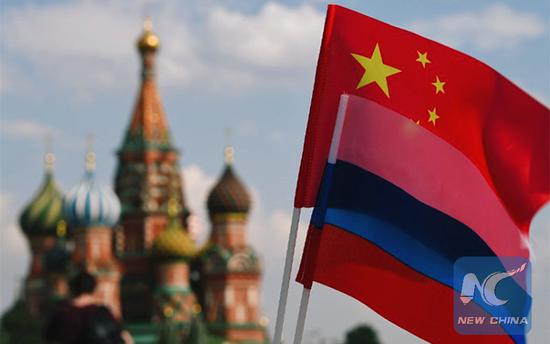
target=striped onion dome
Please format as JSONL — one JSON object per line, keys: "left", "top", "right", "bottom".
{"left": 207, "top": 147, "right": 251, "bottom": 215}
{"left": 152, "top": 200, "right": 196, "bottom": 261}
{"left": 19, "top": 153, "right": 64, "bottom": 237}
{"left": 63, "top": 151, "right": 120, "bottom": 228}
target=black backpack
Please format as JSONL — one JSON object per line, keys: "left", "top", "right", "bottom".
{"left": 83, "top": 306, "right": 124, "bottom": 344}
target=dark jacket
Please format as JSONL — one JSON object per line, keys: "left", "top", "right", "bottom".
{"left": 44, "top": 304, "right": 124, "bottom": 344}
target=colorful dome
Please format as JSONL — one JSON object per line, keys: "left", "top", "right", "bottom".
{"left": 207, "top": 147, "right": 251, "bottom": 215}
{"left": 152, "top": 222, "right": 196, "bottom": 261}
{"left": 137, "top": 18, "right": 160, "bottom": 52}
{"left": 19, "top": 153, "right": 64, "bottom": 237}
{"left": 152, "top": 200, "right": 196, "bottom": 261}
{"left": 63, "top": 151, "right": 121, "bottom": 228}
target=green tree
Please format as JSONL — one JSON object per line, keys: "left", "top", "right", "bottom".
{"left": 0, "top": 299, "right": 42, "bottom": 344}
{"left": 344, "top": 324, "right": 381, "bottom": 344}
{"left": 187, "top": 317, "right": 208, "bottom": 344}
{"left": 157, "top": 319, "right": 180, "bottom": 344}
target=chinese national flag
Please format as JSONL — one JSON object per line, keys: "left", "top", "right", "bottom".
{"left": 294, "top": 5, "right": 549, "bottom": 235}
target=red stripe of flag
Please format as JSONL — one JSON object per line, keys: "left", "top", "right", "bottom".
{"left": 298, "top": 224, "right": 516, "bottom": 343}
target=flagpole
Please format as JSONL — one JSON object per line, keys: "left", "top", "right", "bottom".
{"left": 273, "top": 207, "right": 302, "bottom": 344}
{"left": 291, "top": 94, "right": 350, "bottom": 344}
{"left": 292, "top": 287, "right": 311, "bottom": 344}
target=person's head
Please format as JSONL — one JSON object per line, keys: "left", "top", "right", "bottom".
{"left": 69, "top": 270, "right": 97, "bottom": 297}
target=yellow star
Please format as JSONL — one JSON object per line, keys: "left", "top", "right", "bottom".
{"left": 415, "top": 120, "right": 420, "bottom": 125}
{"left": 432, "top": 76, "right": 446, "bottom": 94}
{"left": 416, "top": 51, "right": 431, "bottom": 68}
{"left": 428, "top": 107, "right": 440, "bottom": 125}
{"left": 351, "top": 43, "right": 401, "bottom": 98}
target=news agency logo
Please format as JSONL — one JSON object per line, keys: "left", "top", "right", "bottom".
{"left": 453, "top": 257, "right": 531, "bottom": 335}
{"left": 459, "top": 262, "right": 527, "bottom": 306}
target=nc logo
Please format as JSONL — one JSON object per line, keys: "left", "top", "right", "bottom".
{"left": 459, "top": 263, "right": 527, "bottom": 306}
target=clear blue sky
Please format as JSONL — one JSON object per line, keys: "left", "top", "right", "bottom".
{"left": 1, "top": 1, "right": 548, "bottom": 343}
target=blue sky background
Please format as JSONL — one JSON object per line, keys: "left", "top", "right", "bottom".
{"left": 1, "top": 1, "right": 548, "bottom": 343}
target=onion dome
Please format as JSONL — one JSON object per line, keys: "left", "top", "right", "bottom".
{"left": 44, "top": 221, "right": 71, "bottom": 273}
{"left": 152, "top": 199, "right": 196, "bottom": 261}
{"left": 19, "top": 153, "right": 64, "bottom": 237}
{"left": 137, "top": 17, "right": 159, "bottom": 52}
{"left": 207, "top": 147, "right": 251, "bottom": 215}
{"left": 63, "top": 150, "right": 121, "bottom": 228}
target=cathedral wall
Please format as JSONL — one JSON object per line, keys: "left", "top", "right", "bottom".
{"left": 156, "top": 261, "right": 190, "bottom": 288}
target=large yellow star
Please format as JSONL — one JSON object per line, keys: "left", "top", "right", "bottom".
{"left": 428, "top": 107, "right": 440, "bottom": 125}
{"left": 416, "top": 51, "right": 431, "bottom": 68}
{"left": 432, "top": 76, "right": 446, "bottom": 94}
{"left": 351, "top": 44, "right": 401, "bottom": 98}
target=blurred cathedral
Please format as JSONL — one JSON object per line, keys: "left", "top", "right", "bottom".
{"left": 0, "top": 19, "right": 269, "bottom": 344}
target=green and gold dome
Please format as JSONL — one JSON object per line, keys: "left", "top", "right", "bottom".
{"left": 207, "top": 147, "right": 251, "bottom": 215}
{"left": 152, "top": 199, "right": 196, "bottom": 261}
{"left": 19, "top": 153, "right": 64, "bottom": 237}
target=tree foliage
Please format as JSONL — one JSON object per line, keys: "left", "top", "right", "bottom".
{"left": 344, "top": 324, "right": 381, "bottom": 344}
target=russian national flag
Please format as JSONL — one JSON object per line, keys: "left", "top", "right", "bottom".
{"left": 294, "top": 5, "right": 549, "bottom": 344}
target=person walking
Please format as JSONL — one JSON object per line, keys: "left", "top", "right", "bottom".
{"left": 44, "top": 270, "right": 130, "bottom": 344}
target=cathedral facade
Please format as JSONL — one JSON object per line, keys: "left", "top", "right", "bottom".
{"left": 1, "top": 20, "right": 268, "bottom": 344}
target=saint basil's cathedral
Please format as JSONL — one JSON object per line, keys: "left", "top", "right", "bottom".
{"left": 1, "top": 19, "right": 269, "bottom": 344}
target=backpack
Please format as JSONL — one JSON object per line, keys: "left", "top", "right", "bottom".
{"left": 83, "top": 305, "right": 124, "bottom": 344}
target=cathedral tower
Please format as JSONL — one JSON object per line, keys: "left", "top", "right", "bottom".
{"left": 114, "top": 19, "right": 187, "bottom": 320}
{"left": 151, "top": 199, "right": 199, "bottom": 338}
{"left": 19, "top": 151, "right": 64, "bottom": 316}
{"left": 42, "top": 220, "right": 71, "bottom": 304}
{"left": 201, "top": 147, "right": 266, "bottom": 342}
{"left": 64, "top": 148, "right": 122, "bottom": 317}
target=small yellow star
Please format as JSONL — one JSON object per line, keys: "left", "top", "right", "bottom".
{"left": 351, "top": 43, "right": 401, "bottom": 98}
{"left": 432, "top": 76, "right": 446, "bottom": 94}
{"left": 415, "top": 120, "right": 420, "bottom": 125}
{"left": 428, "top": 107, "right": 440, "bottom": 125}
{"left": 416, "top": 51, "right": 431, "bottom": 68}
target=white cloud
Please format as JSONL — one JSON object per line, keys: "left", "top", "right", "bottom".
{"left": 529, "top": 206, "right": 550, "bottom": 342}
{"left": 0, "top": 192, "right": 12, "bottom": 219}
{"left": 0, "top": 62, "right": 33, "bottom": 95}
{"left": 207, "top": 3, "right": 323, "bottom": 69}
{"left": 0, "top": 118, "right": 87, "bottom": 153}
{"left": 0, "top": 192, "right": 31, "bottom": 313}
{"left": 2, "top": 1, "right": 324, "bottom": 98}
{"left": 2, "top": 0, "right": 198, "bottom": 96}
{"left": 6, "top": 2, "right": 134, "bottom": 60}
{"left": 181, "top": 164, "right": 216, "bottom": 242}
{"left": 0, "top": 118, "right": 59, "bottom": 141}
{"left": 410, "top": 4, "right": 546, "bottom": 51}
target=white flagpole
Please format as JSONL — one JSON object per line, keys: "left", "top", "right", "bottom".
{"left": 273, "top": 207, "right": 302, "bottom": 344}
{"left": 291, "top": 94, "right": 350, "bottom": 344}
{"left": 292, "top": 287, "right": 311, "bottom": 344}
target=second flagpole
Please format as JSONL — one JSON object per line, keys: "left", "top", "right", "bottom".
{"left": 291, "top": 94, "right": 350, "bottom": 344}
{"left": 273, "top": 207, "right": 302, "bottom": 344}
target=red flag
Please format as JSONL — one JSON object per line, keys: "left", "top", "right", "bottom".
{"left": 294, "top": 5, "right": 549, "bottom": 235}
{"left": 293, "top": 5, "right": 548, "bottom": 343}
